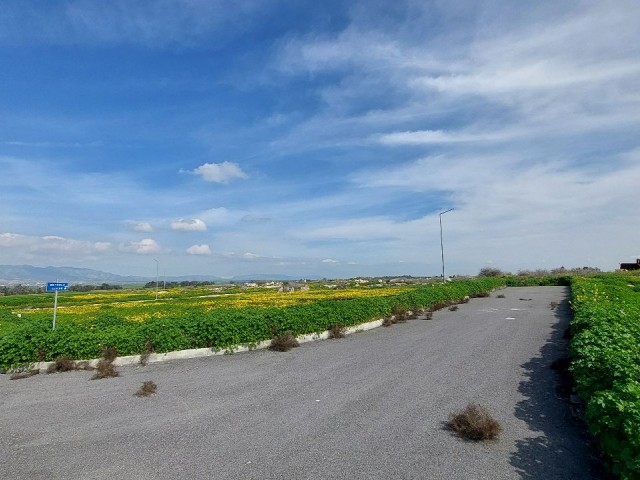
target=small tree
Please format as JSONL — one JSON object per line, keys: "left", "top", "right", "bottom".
{"left": 478, "top": 267, "right": 504, "bottom": 277}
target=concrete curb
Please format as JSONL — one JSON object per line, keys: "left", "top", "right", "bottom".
{"left": 29, "top": 318, "right": 386, "bottom": 374}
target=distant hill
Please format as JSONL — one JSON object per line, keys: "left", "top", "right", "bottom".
{"left": 0, "top": 265, "right": 318, "bottom": 285}
{"left": 0, "top": 265, "right": 148, "bottom": 285}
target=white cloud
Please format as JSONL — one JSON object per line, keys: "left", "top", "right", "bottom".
{"left": 186, "top": 244, "right": 212, "bottom": 255}
{"left": 120, "top": 238, "right": 161, "bottom": 254}
{"left": 131, "top": 222, "right": 153, "bottom": 232}
{"left": 191, "top": 162, "right": 248, "bottom": 183}
{"left": 0, "top": 232, "right": 111, "bottom": 254}
{"left": 0, "top": 232, "right": 28, "bottom": 247}
{"left": 322, "top": 258, "right": 339, "bottom": 264}
{"left": 0, "top": 1, "right": 269, "bottom": 47}
{"left": 198, "top": 207, "right": 231, "bottom": 225}
{"left": 243, "top": 252, "right": 259, "bottom": 259}
{"left": 170, "top": 218, "right": 207, "bottom": 232}
{"left": 377, "top": 129, "right": 518, "bottom": 145}
{"left": 93, "top": 242, "right": 112, "bottom": 252}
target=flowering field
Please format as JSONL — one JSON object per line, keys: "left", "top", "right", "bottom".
{"left": 0, "top": 278, "right": 505, "bottom": 370}
{"left": 0, "top": 285, "right": 413, "bottom": 332}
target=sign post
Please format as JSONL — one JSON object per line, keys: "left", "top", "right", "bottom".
{"left": 46, "top": 282, "right": 69, "bottom": 330}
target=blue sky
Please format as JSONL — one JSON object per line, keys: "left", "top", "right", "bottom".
{"left": 1, "top": 0, "right": 639, "bottom": 279}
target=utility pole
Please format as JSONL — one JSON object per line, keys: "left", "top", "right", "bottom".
{"left": 154, "top": 259, "right": 159, "bottom": 300}
{"left": 439, "top": 208, "right": 454, "bottom": 282}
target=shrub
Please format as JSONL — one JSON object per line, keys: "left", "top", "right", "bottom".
{"left": 91, "top": 359, "right": 119, "bottom": 380}
{"left": 47, "top": 355, "right": 76, "bottom": 374}
{"left": 139, "top": 339, "right": 154, "bottom": 366}
{"left": 328, "top": 324, "right": 346, "bottom": 339}
{"left": 570, "top": 275, "right": 640, "bottom": 479}
{"left": 91, "top": 348, "right": 120, "bottom": 380}
{"left": 391, "top": 305, "right": 408, "bottom": 323}
{"left": 478, "top": 267, "right": 504, "bottom": 277}
{"left": 269, "top": 332, "right": 299, "bottom": 352}
{"left": 102, "top": 346, "right": 117, "bottom": 363}
{"left": 447, "top": 404, "right": 502, "bottom": 441}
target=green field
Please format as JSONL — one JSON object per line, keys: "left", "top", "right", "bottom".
{"left": 569, "top": 273, "right": 640, "bottom": 479}
{"left": 0, "top": 277, "right": 505, "bottom": 370}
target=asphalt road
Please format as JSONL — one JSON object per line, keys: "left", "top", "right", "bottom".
{"left": 0, "top": 287, "right": 604, "bottom": 479}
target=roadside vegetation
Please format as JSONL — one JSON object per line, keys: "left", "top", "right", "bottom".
{"left": 569, "top": 273, "right": 640, "bottom": 480}
{"left": 0, "top": 278, "right": 504, "bottom": 370}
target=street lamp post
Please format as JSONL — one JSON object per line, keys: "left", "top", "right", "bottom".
{"left": 439, "top": 208, "right": 454, "bottom": 282}
{"left": 154, "top": 259, "right": 159, "bottom": 301}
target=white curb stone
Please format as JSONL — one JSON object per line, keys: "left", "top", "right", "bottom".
{"left": 30, "top": 318, "right": 387, "bottom": 374}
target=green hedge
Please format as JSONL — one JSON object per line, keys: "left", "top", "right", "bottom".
{"left": 570, "top": 274, "right": 640, "bottom": 479}
{"left": 0, "top": 278, "right": 504, "bottom": 370}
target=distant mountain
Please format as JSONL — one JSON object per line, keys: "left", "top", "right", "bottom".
{"left": 0, "top": 265, "right": 148, "bottom": 285}
{"left": 0, "top": 265, "right": 317, "bottom": 285}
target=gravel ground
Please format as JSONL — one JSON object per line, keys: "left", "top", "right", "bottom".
{"left": 0, "top": 286, "right": 604, "bottom": 479}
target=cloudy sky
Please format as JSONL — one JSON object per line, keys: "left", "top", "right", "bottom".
{"left": 1, "top": 0, "right": 638, "bottom": 279}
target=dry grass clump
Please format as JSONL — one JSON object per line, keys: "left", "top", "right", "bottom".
{"left": 269, "top": 332, "right": 299, "bottom": 352}
{"left": 382, "top": 316, "right": 394, "bottom": 327}
{"left": 447, "top": 403, "right": 502, "bottom": 441}
{"left": 449, "top": 305, "right": 459, "bottom": 311}
{"left": 496, "top": 294, "right": 506, "bottom": 299}
{"left": 472, "top": 291, "right": 491, "bottom": 298}
{"left": 391, "top": 306, "right": 409, "bottom": 323}
{"left": 10, "top": 369, "right": 39, "bottom": 380}
{"left": 47, "top": 355, "right": 76, "bottom": 374}
{"left": 91, "top": 347, "right": 120, "bottom": 380}
{"left": 135, "top": 380, "right": 157, "bottom": 397}
{"left": 139, "top": 339, "right": 154, "bottom": 366}
{"left": 91, "top": 359, "right": 120, "bottom": 380}
{"left": 328, "top": 324, "right": 346, "bottom": 339}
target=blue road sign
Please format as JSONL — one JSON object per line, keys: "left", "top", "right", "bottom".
{"left": 46, "top": 282, "right": 69, "bottom": 292}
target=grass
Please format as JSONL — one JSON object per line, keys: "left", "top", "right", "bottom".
{"left": 447, "top": 404, "right": 502, "bottom": 441}
{"left": 135, "top": 380, "right": 157, "bottom": 397}
{"left": 269, "top": 332, "right": 299, "bottom": 352}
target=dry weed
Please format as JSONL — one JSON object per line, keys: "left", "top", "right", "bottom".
{"left": 269, "top": 332, "right": 299, "bottom": 352}
{"left": 447, "top": 404, "right": 502, "bottom": 441}
{"left": 135, "top": 380, "right": 157, "bottom": 397}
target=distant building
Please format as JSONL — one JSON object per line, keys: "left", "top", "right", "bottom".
{"left": 620, "top": 259, "right": 640, "bottom": 271}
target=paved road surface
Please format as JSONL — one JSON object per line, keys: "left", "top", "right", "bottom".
{"left": 0, "top": 287, "right": 603, "bottom": 479}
